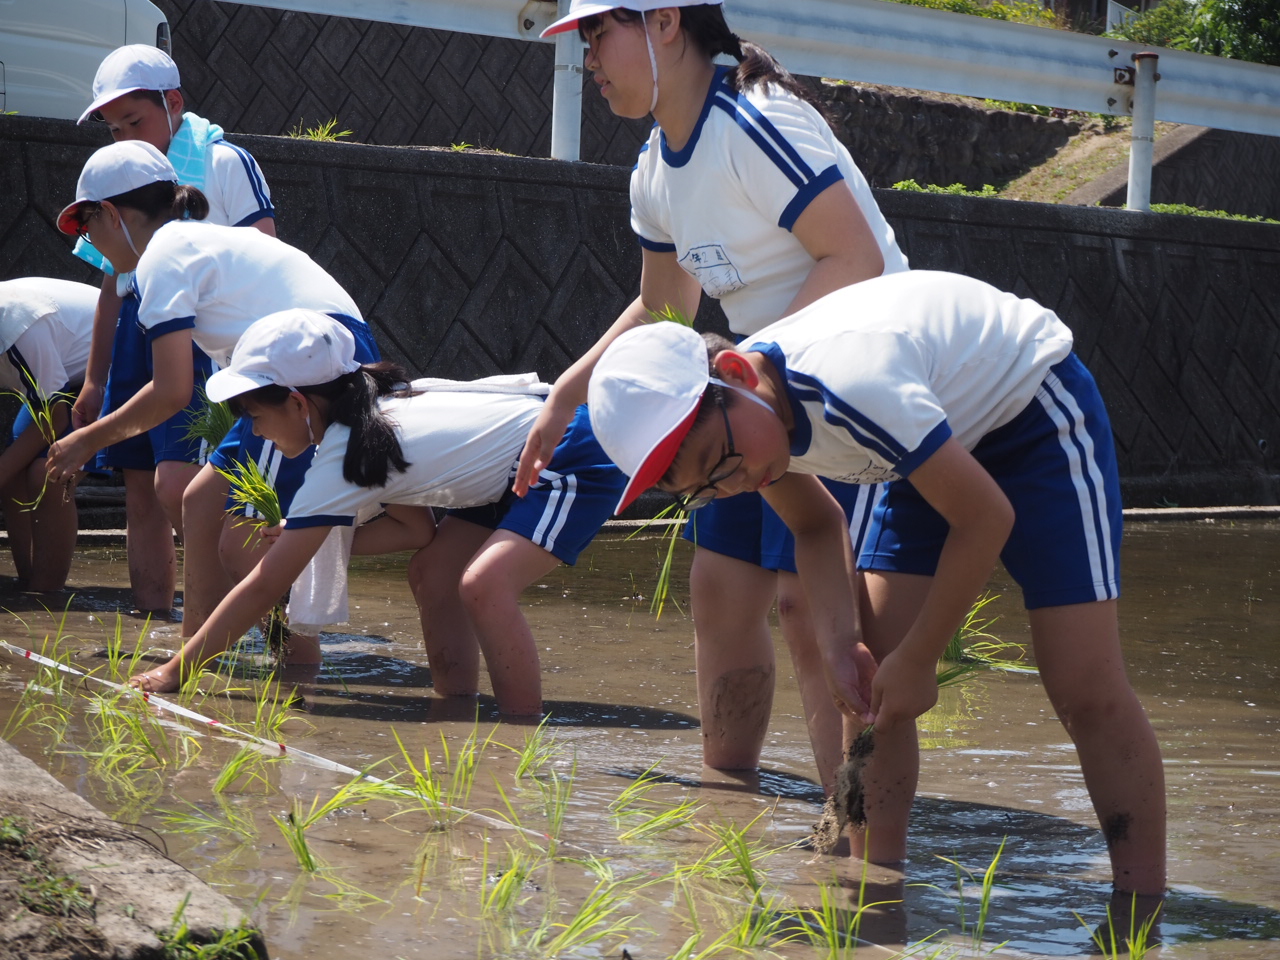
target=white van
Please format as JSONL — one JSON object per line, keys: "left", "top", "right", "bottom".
{"left": 0, "top": 0, "right": 170, "bottom": 120}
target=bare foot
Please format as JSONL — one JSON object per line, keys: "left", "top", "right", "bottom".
{"left": 127, "top": 665, "right": 181, "bottom": 694}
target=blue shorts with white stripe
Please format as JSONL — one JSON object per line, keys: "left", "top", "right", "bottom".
{"left": 860, "top": 352, "right": 1122, "bottom": 609}
{"left": 447, "top": 404, "right": 625, "bottom": 567}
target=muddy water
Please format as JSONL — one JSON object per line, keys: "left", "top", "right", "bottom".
{"left": 1, "top": 520, "right": 1278, "bottom": 958}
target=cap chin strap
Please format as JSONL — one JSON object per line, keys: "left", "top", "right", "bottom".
{"left": 642, "top": 10, "right": 659, "bottom": 113}
{"left": 708, "top": 378, "right": 775, "bottom": 413}
{"left": 118, "top": 215, "right": 142, "bottom": 259}
{"left": 165, "top": 91, "right": 180, "bottom": 139}
{"left": 289, "top": 389, "right": 319, "bottom": 445}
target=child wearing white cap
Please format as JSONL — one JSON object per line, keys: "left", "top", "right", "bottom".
{"left": 128, "top": 311, "right": 625, "bottom": 713}
{"left": 587, "top": 270, "right": 1166, "bottom": 898}
{"left": 48, "top": 141, "right": 379, "bottom": 651}
{"left": 520, "top": 1, "right": 907, "bottom": 802}
{"left": 0, "top": 278, "right": 98, "bottom": 591}
{"left": 71, "top": 44, "right": 276, "bottom": 616}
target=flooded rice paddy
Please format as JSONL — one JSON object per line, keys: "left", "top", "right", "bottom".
{"left": 1, "top": 519, "right": 1278, "bottom": 958}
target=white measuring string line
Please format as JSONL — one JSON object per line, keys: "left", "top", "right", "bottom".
{"left": 0, "top": 637, "right": 577, "bottom": 848}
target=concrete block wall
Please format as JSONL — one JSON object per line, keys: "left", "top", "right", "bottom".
{"left": 2, "top": 115, "right": 1278, "bottom": 507}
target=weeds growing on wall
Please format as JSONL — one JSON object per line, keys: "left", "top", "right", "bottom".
{"left": 287, "top": 118, "right": 353, "bottom": 141}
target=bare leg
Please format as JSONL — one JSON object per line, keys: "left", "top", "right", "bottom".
{"left": 689, "top": 547, "right": 778, "bottom": 770}
{"left": 777, "top": 568, "right": 847, "bottom": 796}
{"left": 180, "top": 464, "right": 231, "bottom": 636}
{"left": 459, "top": 530, "right": 560, "bottom": 718}
{"left": 154, "top": 460, "right": 199, "bottom": 535}
{"left": 1031, "top": 599, "right": 1166, "bottom": 895}
{"left": 22, "top": 459, "right": 78, "bottom": 592}
{"left": 123, "top": 467, "right": 176, "bottom": 612}
{"left": 855, "top": 570, "right": 933, "bottom": 864}
{"left": 407, "top": 516, "right": 492, "bottom": 698}
{"left": 2, "top": 473, "right": 35, "bottom": 584}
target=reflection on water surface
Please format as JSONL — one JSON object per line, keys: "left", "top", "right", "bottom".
{"left": 0, "top": 520, "right": 1278, "bottom": 958}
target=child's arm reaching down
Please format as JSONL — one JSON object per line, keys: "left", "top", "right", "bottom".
{"left": 761, "top": 471, "right": 877, "bottom": 723}
{"left": 129, "top": 525, "right": 332, "bottom": 693}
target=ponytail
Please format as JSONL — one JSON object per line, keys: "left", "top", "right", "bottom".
{"left": 678, "top": 5, "right": 829, "bottom": 115}
{"left": 232, "top": 361, "right": 414, "bottom": 489}
{"left": 302, "top": 361, "right": 413, "bottom": 488}
{"left": 105, "top": 180, "right": 209, "bottom": 224}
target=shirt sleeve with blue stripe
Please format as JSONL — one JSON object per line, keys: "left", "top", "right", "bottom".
{"left": 720, "top": 86, "right": 846, "bottom": 232}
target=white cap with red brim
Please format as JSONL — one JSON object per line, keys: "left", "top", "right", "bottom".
{"left": 205, "top": 309, "right": 361, "bottom": 403}
{"left": 541, "top": 0, "right": 723, "bottom": 37}
{"left": 587, "top": 321, "right": 710, "bottom": 513}
{"left": 56, "top": 140, "right": 178, "bottom": 236}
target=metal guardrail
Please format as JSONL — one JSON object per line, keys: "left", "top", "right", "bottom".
{"left": 727, "top": 0, "right": 1280, "bottom": 138}
{"left": 226, "top": 0, "right": 1280, "bottom": 188}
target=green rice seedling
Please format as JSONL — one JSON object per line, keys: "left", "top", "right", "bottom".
{"left": 250, "top": 681, "right": 295, "bottom": 741}
{"left": 213, "top": 744, "right": 277, "bottom": 794}
{"left": 479, "top": 840, "right": 539, "bottom": 917}
{"left": 513, "top": 715, "right": 557, "bottom": 780}
{"left": 272, "top": 800, "right": 322, "bottom": 873}
{"left": 535, "top": 758, "right": 577, "bottom": 852}
{"left": 523, "top": 878, "right": 644, "bottom": 957}
{"left": 933, "top": 837, "right": 1008, "bottom": 951}
{"left": 610, "top": 760, "right": 703, "bottom": 841}
{"left": 1073, "top": 893, "right": 1162, "bottom": 960}
{"left": 184, "top": 386, "right": 236, "bottom": 450}
{"left": 940, "top": 592, "right": 1033, "bottom": 676}
{"left": 217, "top": 457, "right": 282, "bottom": 543}
{"left": 389, "top": 727, "right": 454, "bottom": 823}
{"left": 101, "top": 612, "right": 155, "bottom": 682}
{"left": 157, "top": 797, "right": 259, "bottom": 845}
{"left": 442, "top": 719, "right": 499, "bottom": 811}
{"left": 686, "top": 813, "right": 779, "bottom": 894}
{"left": 616, "top": 795, "right": 702, "bottom": 843}
{"left": 159, "top": 893, "right": 262, "bottom": 960}
{"left": 794, "top": 877, "right": 904, "bottom": 960}
{"left": 608, "top": 759, "right": 664, "bottom": 817}
{"left": 3, "top": 678, "right": 72, "bottom": 742}
{"left": 1, "top": 383, "right": 74, "bottom": 510}
{"left": 314, "top": 873, "right": 392, "bottom": 911}
{"left": 624, "top": 500, "right": 690, "bottom": 618}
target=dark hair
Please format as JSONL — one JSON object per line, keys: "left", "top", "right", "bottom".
{"left": 234, "top": 361, "right": 414, "bottom": 488}
{"left": 105, "top": 180, "right": 208, "bottom": 224}
{"left": 657, "top": 329, "right": 738, "bottom": 488}
{"left": 90, "top": 88, "right": 175, "bottom": 122}
{"left": 579, "top": 4, "right": 827, "bottom": 115}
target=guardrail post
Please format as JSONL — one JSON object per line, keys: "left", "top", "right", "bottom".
{"left": 1126, "top": 51, "right": 1159, "bottom": 212}
{"left": 550, "top": 0, "right": 583, "bottom": 161}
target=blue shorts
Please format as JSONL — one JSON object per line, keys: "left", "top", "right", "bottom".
{"left": 860, "top": 353, "right": 1122, "bottom": 610}
{"left": 682, "top": 478, "right": 881, "bottom": 574}
{"left": 95, "top": 294, "right": 213, "bottom": 471}
{"left": 447, "top": 404, "right": 625, "bottom": 566}
{"left": 208, "top": 314, "right": 381, "bottom": 517}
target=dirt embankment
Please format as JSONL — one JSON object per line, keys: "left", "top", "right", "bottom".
{"left": 0, "top": 740, "right": 267, "bottom": 960}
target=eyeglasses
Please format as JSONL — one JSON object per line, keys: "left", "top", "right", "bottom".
{"left": 677, "top": 394, "right": 743, "bottom": 512}
{"left": 75, "top": 206, "right": 103, "bottom": 239}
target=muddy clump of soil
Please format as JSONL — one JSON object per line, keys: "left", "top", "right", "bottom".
{"left": 811, "top": 728, "right": 875, "bottom": 854}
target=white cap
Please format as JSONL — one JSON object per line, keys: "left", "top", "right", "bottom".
{"left": 79, "top": 45, "right": 181, "bottom": 123}
{"left": 206, "top": 310, "right": 361, "bottom": 403}
{"left": 56, "top": 140, "right": 178, "bottom": 236}
{"left": 587, "top": 321, "right": 710, "bottom": 513}
{"left": 541, "top": 0, "right": 722, "bottom": 37}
